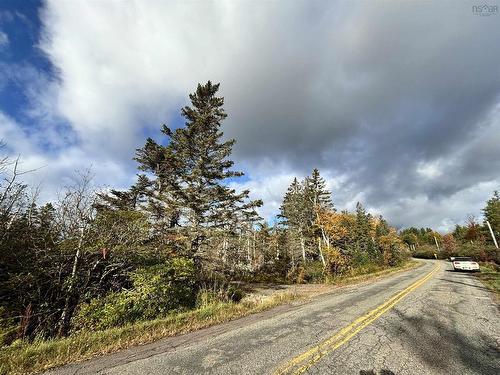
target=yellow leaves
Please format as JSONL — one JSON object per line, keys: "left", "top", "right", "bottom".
{"left": 316, "top": 210, "right": 354, "bottom": 242}
{"left": 378, "top": 233, "right": 400, "bottom": 249}
{"left": 324, "top": 246, "right": 350, "bottom": 274}
{"left": 378, "top": 231, "right": 405, "bottom": 266}
{"left": 369, "top": 217, "right": 379, "bottom": 239}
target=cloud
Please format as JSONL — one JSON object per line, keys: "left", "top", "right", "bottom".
{"left": 4, "top": 0, "right": 499, "bottom": 231}
{"left": 0, "top": 31, "right": 8, "bottom": 47}
{"left": 0, "top": 111, "right": 134, "bottom": 203}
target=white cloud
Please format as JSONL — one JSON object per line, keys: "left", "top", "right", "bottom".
{"left": 2, "top": 0, "right": 498, "bottom": 231}
{"left": 230, "top": 160, "right": 353, "bottom": 222}
{"left": 0, "top": 31, "right": 8, "bottom": 47}
{"left": 416, "top": 161, "right": 443, "bottom": 179}
{"left": 378, "top": 180, "right": 499, "bottom": 233}
{"left": 0, "top": 111, "right": 133, "bottom": 203}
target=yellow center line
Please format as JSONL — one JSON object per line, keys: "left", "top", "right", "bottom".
{"left": 274, "top": 263, "right": 440, "bottom": 375}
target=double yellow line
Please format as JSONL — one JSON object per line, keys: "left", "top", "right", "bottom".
{"left": 274, "top": 263, "right": 440, "bottom": 375}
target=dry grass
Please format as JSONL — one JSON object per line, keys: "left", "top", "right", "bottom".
{"left": 476, "top": 262, "right": 500, "bottom": 301}
{"left": 326, "top": 259, "right": 422, "bottom": 286}
{"left": 0, "top": 260, "right": 421, "bottom": 375}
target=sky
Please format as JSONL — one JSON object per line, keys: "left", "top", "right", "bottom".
{"left": 0, "top": 0, "right": 499, "bottom": 232}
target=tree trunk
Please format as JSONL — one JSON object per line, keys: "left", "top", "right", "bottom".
{"left": 253, "top": 231, "right": 256, "bottom": 263}
{"left": 246, "top": 231, "right": 251, "bottom": 264}
{"left": 58, "top": 227, "right": 84, "bottom": 337}
{"left": 222, "top": 236, "right": 227, "bottom": 264}
{"left": 320, "top": 227, "right": 330, "bottom": 263}
{"left": 300, "top": 234, "right": 306, "bottom": 263}
{"left": 318, "top": 237, "right": 326, "bottom": 267}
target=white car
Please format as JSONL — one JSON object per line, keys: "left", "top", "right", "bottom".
{"left": 452, "top": 257, "right": 480, "bottom": 272}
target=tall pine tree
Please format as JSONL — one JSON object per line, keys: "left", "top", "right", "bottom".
{"left": 306, "top": 168, "right": 333, "bottom": 211}
{"left": 279, "top": 178, "right": 309, "bottom": 263}
{"left": 134, "top": 81, "right": 262, "bottom": 260}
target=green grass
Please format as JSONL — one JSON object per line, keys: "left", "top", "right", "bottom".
{"left": 476, "top": 262, "right": 500, "bottom": 298}
{"left": 0, "top": 260, "right": 421, "bottom": 375}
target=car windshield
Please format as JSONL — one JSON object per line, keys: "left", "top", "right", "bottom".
{"left": 454, "top": 257, "right": 473, "bottom": 261}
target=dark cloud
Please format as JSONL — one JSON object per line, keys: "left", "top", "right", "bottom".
{"left": 216, "top": 1, "right": 500, "bottom": 228}
{"left": 10, "top": 0, "right": 498, "bottom": 231}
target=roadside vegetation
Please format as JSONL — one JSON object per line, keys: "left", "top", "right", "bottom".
{"left": 2, "top": 82, "right": 411, "bottom": 373}
{"left": 475, "top": 262, "right": 500, "bottom": 298}
{"left": 401, "top": 193, "right": 499, "bottom": 303}
{"left": 401, "top": 191, "right": 500, "bottom": 264}
{"left": 0, "top": 291, "right": 301, "bottom": 375}
{"left": 0, "top": 260, "right": 420, "bottom": 375}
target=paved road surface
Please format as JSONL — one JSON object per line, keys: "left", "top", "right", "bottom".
{"left": 48, "top": 260, "right": 500, "bottom": 375}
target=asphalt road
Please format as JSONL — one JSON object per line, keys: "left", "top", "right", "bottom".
{"left": 48, "top": 260, "right": 500, "bottom": 375}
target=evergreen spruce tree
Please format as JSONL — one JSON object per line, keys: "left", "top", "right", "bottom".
{"left": 375, "top": 215, "right": 390, "bottom": 237}
{"left": 279, "top": 178, "right": 303, "bottom": 229}
{"left": 134, "top": 81, "right": 262, "bottom": 261}
{"left": 279, "top": 178, "right": 309, "bottom": 262}
{"left": 96, "top": 175, "right": 151, "bottom": 211}
{"left": 304, "top": 169, "right": 334, "bottom": 266}
{"left": 306, "top": 168, "right": 333, "bottom": 211}
{"left": 354, "top": 202, "right": 372, "bottom": 256}
{"left": 280, "top": 170, "right": 335, "bottom": 265}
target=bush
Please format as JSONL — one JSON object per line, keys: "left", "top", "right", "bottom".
{"left": 195, "top": 285, "right": 245, "bottom": 307}
{"left": 249, "top": 259, "right": 290, "bottom": 283}
{"left": 73, "top": 292, "right": 133, "bottom": 330}
{"left": 324, "top": 247, "right": 350, "bottom": 276}
{"left": 351, "top": 252, "right": 371, "bottom": 267}
{"left": 412, "top": 244, "right": 441, "bottom": 259}
{"left": 378, "top": 233, "right": 408, "bottom": 266}
{"left": 0, "top": 307, "right": 17, "bottom": 347}
{"left": 226, "top": 286, "right": 245, "bottom": 302}
{"left": 72, "top": 257, "right": 196, "bottom": 331}
{"left": 285, "top": 266, "right": 303, "bottom": 284}
{"left": 131, "top": 258, "right": 196, "bottom": 311}
{"left": 454, "top": 243, "right": 499, "bottom": 263}
{"left": 286, "top": 261, "right": 325, "bottom": 283}
{"left": 196, "top": 290, "right": 220, "bottom": 307}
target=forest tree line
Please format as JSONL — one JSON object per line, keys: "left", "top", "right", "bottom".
{"left": 400, "top": 191, "right": 500, "bottom": 262}
{"left": 4, "top": 81, "right": 495, "bottom": 346}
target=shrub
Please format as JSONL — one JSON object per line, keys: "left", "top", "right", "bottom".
{"left": 351, "top": 250, "right": 372, "bottom": 267}
{"left": 196, "top": 290, "right": 220, "bottom": 307}
{"left": 286, "top": 265, "right": 307, "bottom": 283}
{"left": 72, "top": 257, "right": 196, "bottom": 331}
{"left": 286, "top": 261, "right": 325, "bottom": 283}
{"left": 302, "top": 261, "right": 325, "bottom": 282}
{"left": 73, "top": 292, "right": 134, "bottom": 331}
{"left": 226, "top": 286, "right": 245, "bottom": 302}
{"left": 249, "top": 259, "right": 290, "bottom": 283}
{"left": 131, "top": 258, "right": 196, "bottom": 312}
{"left": 378, "top": 233, "right": 408, "bottom": 266}
{"left": 484, "top": 245, "right": 500, "bottom": 264}
{"left": 455, "top": 242, "right": 499, "bottom": 263}
{"left": 412, "top": 244, "right": 441, "bottom": 259}
{"left": 441, "top": 234, "right": 457, "bottom": 259}
{"left": 0, "top": 307, "right": 17, "bottom": 347}
{"left": 324, "top": 247, "right": 350, "bottom": 276}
